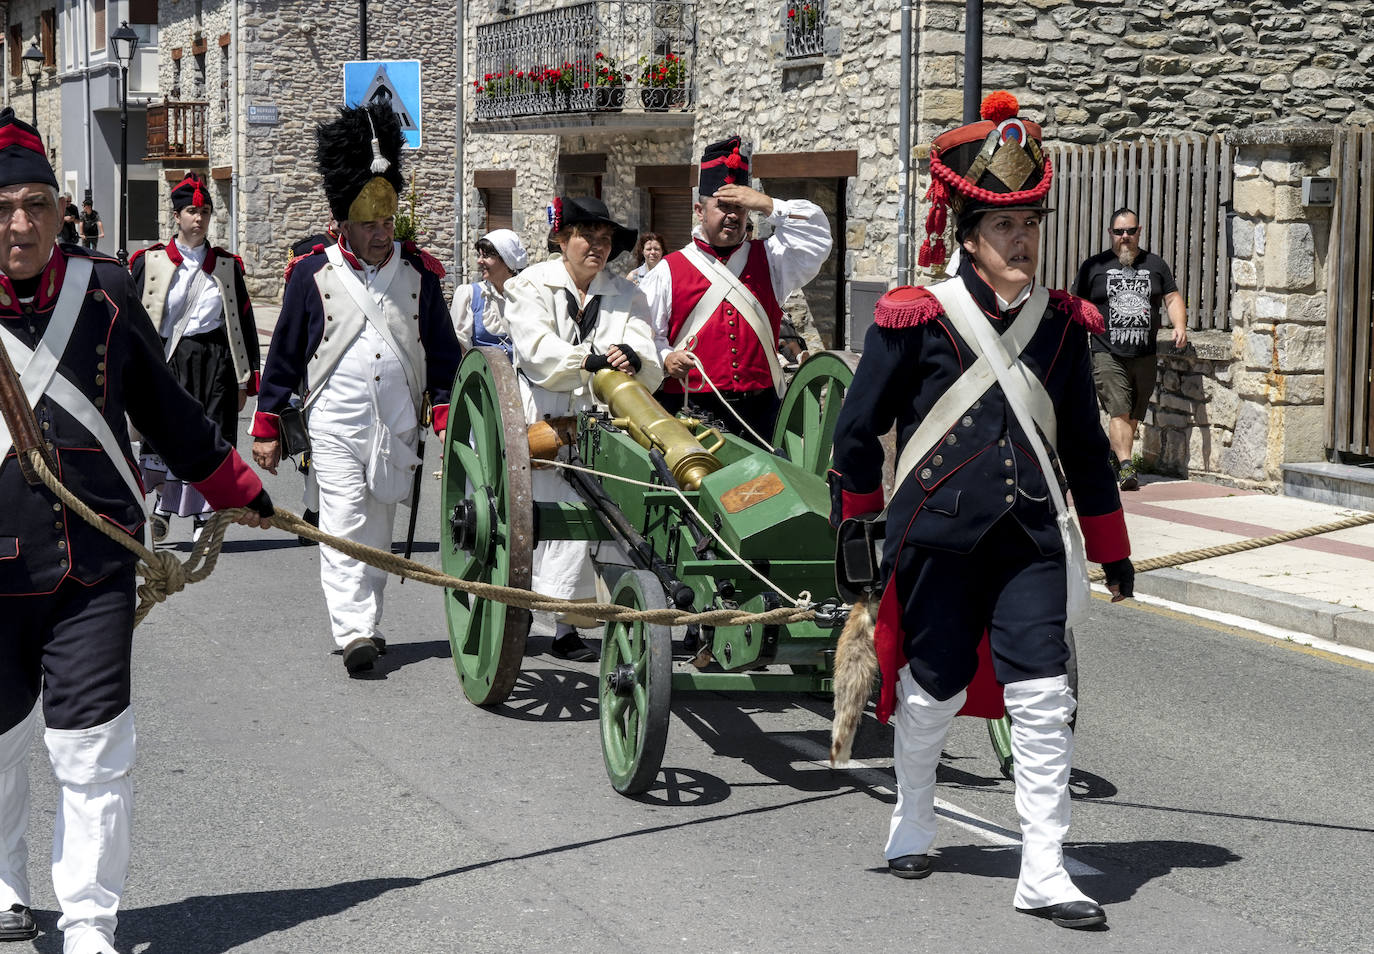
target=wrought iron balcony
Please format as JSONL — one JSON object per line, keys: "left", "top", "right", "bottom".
{"left": 782, "top": 0, "right": 827, "bottom": 59}
{"left": 145, "top": 100, "right": 209, "bottom": 161}
{"left": 473, "top": 0, "right": 696, "bottom": 132}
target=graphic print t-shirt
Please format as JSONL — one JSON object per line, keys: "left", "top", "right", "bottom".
{"left": 1073, "top": 249, "right": 1178, "bottom": 357}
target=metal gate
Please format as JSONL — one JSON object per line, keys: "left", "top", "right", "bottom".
{"left": 1326, "top": 126, "right": 1374, "bottom": 458}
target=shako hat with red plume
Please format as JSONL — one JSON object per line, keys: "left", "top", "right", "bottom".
{"left": 0, "top": 107, "right": 58, "bottom": 190}
{"left": 918, "top": 91, "right": 1053, "bottom": 268}
{"left": 698, "top": 136, "right": 751, "bottom": 198}
{"left": 171, "top": 173, "right": 211, "bottom": 211}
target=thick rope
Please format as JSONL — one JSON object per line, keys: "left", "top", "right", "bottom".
{"left": 31, "top": 446, "right": 1374, "bottom": 626}
{"left": 1086, "top": 510, "right": 1374, "bottom": 583}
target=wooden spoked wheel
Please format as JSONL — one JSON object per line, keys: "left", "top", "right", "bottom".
{"left": 440, "top": 347, "right": 534, "bottom": 706}
{"left": 771, "top": 350, "right": 861, "bottom": 478}
{"left": 598, "top": 569, "right": 673, "bottom": 796}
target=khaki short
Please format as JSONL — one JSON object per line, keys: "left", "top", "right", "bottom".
{"left": 1092, "top": 351, "right": 1157, "bottom": 421}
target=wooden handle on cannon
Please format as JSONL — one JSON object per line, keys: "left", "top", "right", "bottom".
{"left": 0, "top": 335, "right": 57, "bottom": 486}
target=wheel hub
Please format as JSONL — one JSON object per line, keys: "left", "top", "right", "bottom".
{"left": 449, "top": 499, "right": 478, "bottom": 552}
{"left": 605, "top": 663, "right": 638, "bottom": 697}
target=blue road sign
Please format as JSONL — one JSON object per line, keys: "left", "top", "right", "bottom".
{"left": 343, "top": 60, "right": 422, "bottom": 149}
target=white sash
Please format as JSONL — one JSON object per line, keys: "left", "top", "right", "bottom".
{"left": 163, "top": 262, "right": 213, "bottom": 360}
{"left": 0, "top": 257, "right": 146, "bottom": 507}
{"left": 324, "top": 243, "right": 421, "bottom": 402}
{"left": 886, "top": 279, "right": 1050, "bottom": 503}
{"left": 675, "top": 243, "right": 785, "bottom": 396}
{"left": 928, "top": 279, "right": 1092, "bottom": 626}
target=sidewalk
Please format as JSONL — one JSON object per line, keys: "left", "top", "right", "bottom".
{"left": 1116, "top": 476, "right": 1374, "bottom": 652}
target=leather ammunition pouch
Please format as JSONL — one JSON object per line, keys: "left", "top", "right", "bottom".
{"left": 835, "top": 512, "right": 885, "bottom": 604}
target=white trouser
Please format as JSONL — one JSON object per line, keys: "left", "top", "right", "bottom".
{"left": 0, "top": 702, "right": 40, "bottom": 910}
{"left": 311, "top": 429, "right": 398, "bottom": 649}
{"left": 1005, "top": 675, "right": 1092, "bottom": 910}
{"left": 887, "top": 669, "right": 1092, "bottom": 910}
{"left": 885, "top": 667, "right": 964, "bottom": 859}
{"left": 47, "top": 706, "right": 136, "bottom": 954}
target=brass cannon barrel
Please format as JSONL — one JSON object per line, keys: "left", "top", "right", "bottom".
{"left": 591, "top": 369, "right": 722, "bottom": 490}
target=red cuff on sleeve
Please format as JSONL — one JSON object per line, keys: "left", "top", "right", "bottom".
{"left": 246, "top": 371, "right": 261, "bottom": 397}
{"left": 193, "top": 451, "right": 264, "bottom": 510}
{"left": 431, "top": 402, "right": 449, "bottom": 436}
{"left": 1079, "top": 509, "right": 1130, "bottom": 564}
{"left": 249, "top": 410, "right": 280, "bottom": 440}
{"left": 842, "top": 487, "right": 885, "bottom": 522}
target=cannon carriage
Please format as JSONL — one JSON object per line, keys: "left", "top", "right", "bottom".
{"left": 439, "top": 347, "right": 860, "bottom": 794}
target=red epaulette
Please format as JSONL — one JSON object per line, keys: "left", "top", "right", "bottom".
{"left": 283, "top": 244, "right": 325, "bottom": 285}
{"left": 403, "top": 240, "right": 447, "bottom": 279}
{"left": 1049, "top": 289, "right": 1105, "bottom": 334}
{"left": 873, "top": 286, "right": 943, "bottom": 329}
{"left": 127, "top": 244, "right": 162, "bottom": 268}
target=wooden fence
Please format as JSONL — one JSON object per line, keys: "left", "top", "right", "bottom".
{"left": 1039, "top": 134, "right": 1233, "bottom": 331}
{"left": 1326, "top": 126, "right": 1374, "bottom": 458}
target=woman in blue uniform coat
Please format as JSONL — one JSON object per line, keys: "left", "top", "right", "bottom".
{"left": 828, "top": 92, "right": 1135, "bottom": 930}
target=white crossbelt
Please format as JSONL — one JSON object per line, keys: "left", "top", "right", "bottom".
{"left": 0, "top": 257, "right": 146, "bottom": 507}
{"left": 162, "top": 262, "right": 213, "bottom": 360}
{"left": 886, "top": 279, "right": 1052, "bottom": 508}
{"left": 927, "top": 278, "right": 1091, "bottom": 625}
{"left": 674, "top": 242, "right": 785, "bottom": 396}
{"left": 323, "top": 243, "right": 421, "bottom": 405}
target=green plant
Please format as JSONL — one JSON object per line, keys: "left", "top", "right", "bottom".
{"left": 393, "top": 173, "right": 420, "bottom": 243}
{"left": 591, "top": 51, "right": 629, "bottom": 87}
{"left": 786, "top": 3, "right": 821, "bottom": 29}
{"left": 639, "top": 52, "right": 687, "bottom": 88}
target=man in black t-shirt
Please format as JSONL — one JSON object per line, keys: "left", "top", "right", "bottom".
{"left": 58, "top": 193, "right": 80, "bottom": 244}
{"left": 1072, "top": 207, "right": 1187, "bottom": 490}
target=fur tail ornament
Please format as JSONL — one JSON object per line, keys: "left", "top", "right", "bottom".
{"left": 830, "top": 594, "right": 879, "bottom": 765}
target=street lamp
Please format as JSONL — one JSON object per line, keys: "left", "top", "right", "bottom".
{"left": 22, "top": 43, "right": 43, "bottom": 126}
{"left": 111, "top": 21, "right": 139, "bottom": 265}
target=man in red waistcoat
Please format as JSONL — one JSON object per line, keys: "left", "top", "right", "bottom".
{"left": 640, "top": 136, "right": 832, "bottom": 444}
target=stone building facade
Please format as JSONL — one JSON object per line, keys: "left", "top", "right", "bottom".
{"left": 2, "top": 0, "right": 64, "bottom": 177}
{"left": 152, "top": 0, "right": 459, "bottom": 300}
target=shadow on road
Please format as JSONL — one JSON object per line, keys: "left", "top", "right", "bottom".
{"left": 493, "top": 668, "right": 599, "bottom": 722}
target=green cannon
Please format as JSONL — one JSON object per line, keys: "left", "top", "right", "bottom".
{"left": 438, "top": 347, "right": 860, "bottom": 795}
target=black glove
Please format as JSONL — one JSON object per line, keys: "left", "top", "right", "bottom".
{"left": 583, "top": 344, "right": 642, "bottom": 374}
{"left": 246, "top": 489, "right": 275, "bottom": 519}
{"left": 1102, "top": 557, "right": 1134, "bottom": 599}
{"left": 612, "top": 343, "right": 642, "bottom": 373}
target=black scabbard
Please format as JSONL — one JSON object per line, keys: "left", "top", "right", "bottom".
{"left": 400, "top": 434, "right": 426, "bottom": 577}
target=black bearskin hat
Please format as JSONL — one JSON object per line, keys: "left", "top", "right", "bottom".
{"left": 315, "top": 104, "right": 405, "bottom": 223}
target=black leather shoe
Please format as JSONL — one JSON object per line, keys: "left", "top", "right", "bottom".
{"left": 0, "top": 903, "right": 38, "bottom": 941}
{"left": 886, "top": 854, "right": 932, "bottom": 879}
{"left": 1017, "top": 900, "right": 1107, "bottom": 929}
{"left": 372, "top": 636, "right": 387, "bottom": 655}
{"left": 342, "top": 636, "right": 378, "bottom": 675}
{"left": 551, "top": 631, "right": 598, "bottom": 662}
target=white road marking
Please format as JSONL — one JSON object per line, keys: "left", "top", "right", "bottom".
{"left": 1105, "top": 585, "right": 1374, "bottom": 665}
{"left": 779, "top": 735, "right": 1103, "bottom": 877}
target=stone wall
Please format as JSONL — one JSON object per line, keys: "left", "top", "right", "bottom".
{"left": 5, "top": 1, "right": 65, "bottom": 179}
{"left": 918, "top": 1, "right": 1374, "bottom": 145}
{"left": 460, "top": 0, "right": 906, "bottom": 319}
{"left": 1136, "top": 126, "right": 1334, "bottom": 489}
{"left": 196, "top": 0, "right": 462, "bottom": 300}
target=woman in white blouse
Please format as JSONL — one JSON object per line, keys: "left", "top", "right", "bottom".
{"left": 501, "top": 196, "right": 663, "bottom": 661}
{"left": 449, "top": 228, "right": 528, "bottom": 353}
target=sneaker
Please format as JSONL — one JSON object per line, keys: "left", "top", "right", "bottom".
{"left": 1117, "top": 461, "right": 1139, "bottom": 491}
{"left": 191, "top": 516, "right": 209, "bottom": 543}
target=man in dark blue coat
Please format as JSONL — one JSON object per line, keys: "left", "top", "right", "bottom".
{"left": 250, "top": 105, "right": 461, "bottom": 677}
{"left": 0, "top": 108, "right": 273, "bottom": 952}
{"left": 828, "top": 92, "right": 1133, "bottom": 930}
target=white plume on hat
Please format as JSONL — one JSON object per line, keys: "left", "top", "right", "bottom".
{"left": 482, "top": 229, "right": 528, "bottom": 272}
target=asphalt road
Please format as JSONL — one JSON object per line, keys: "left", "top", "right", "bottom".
{"left": 14, "top": 456, "right": 1374, "bottom": 954}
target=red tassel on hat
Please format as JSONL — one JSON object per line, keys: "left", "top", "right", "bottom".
{"left": 193, "top": 182, "right": 204, "bottom": 206}
{"left": 920, "top": 175, "right": 951, "bottom": 268}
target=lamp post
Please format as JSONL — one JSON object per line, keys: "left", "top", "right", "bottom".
{"left": 111, "top": 21, "right": 139, "bottom": 265}
{"left": 22, "top": 43, "right": 43, "bottom": 126}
